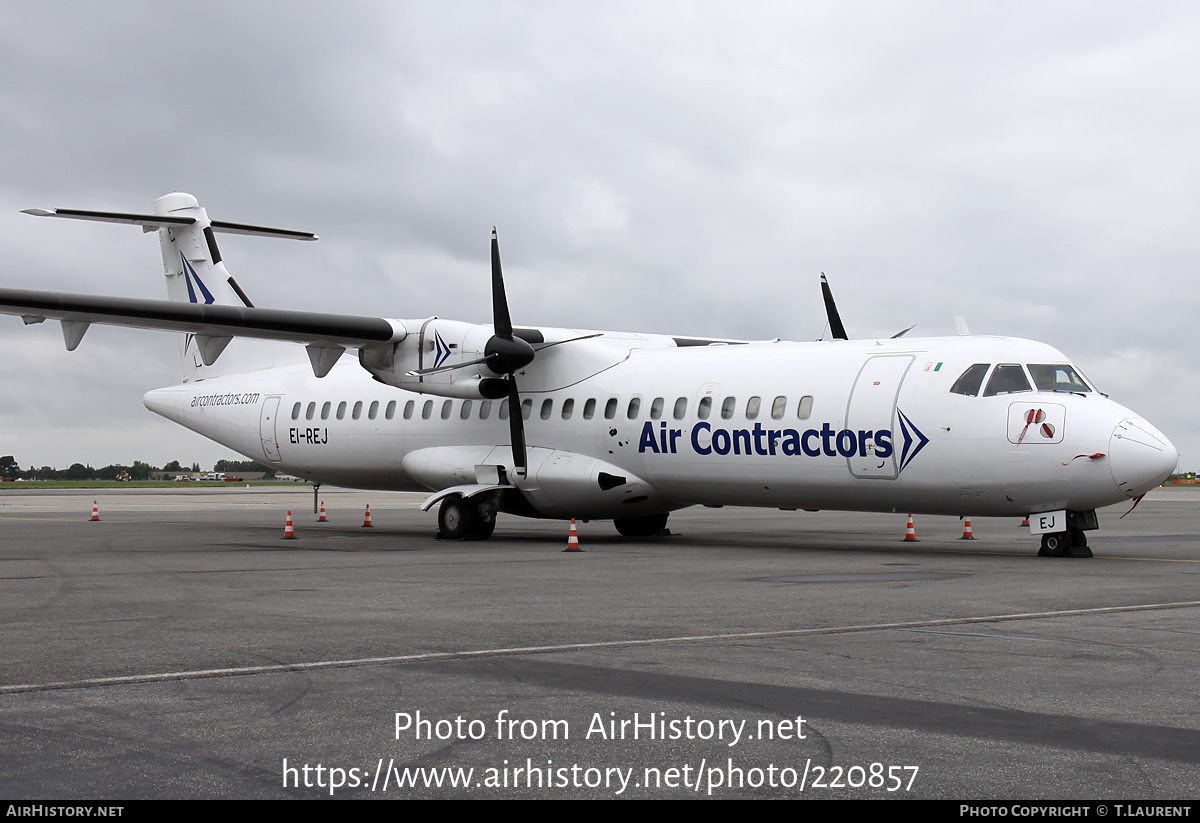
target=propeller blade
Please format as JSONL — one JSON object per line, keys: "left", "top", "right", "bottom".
{"left": 890, "top": 323, "right": 917, "bottom": 339}
{"left": 491, "top": 228, "right": 514, "bottom": 339}
{"left": 507, "top": 377, "right": 527, "bottom": 475}
{"left": 533, "top": 332, "right": 602, "bottom": 351}
{"left": 819, "top": 272, "right": 848, "bottom": 341}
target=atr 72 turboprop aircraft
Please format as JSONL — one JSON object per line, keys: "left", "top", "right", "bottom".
{"left": 0, "top": 193, "right": 1178, "bottom": 556}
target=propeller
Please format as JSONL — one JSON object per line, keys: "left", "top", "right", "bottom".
{"left": 819, "top": 272, "right": 916, "bottom": 340}
{"left": 819, "top": 272, "right": 848, "bottom": 341}
{"left": 485, "top": 228, "right": 534, "bottom": 477}
{"left": 404, "top": 230, "right": 605, "bottom": 476}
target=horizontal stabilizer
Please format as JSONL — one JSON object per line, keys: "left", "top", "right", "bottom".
{"left": 22, "top": 208, "right": 317, "bottom": 241}
{"left": 209, "top": 220, "right": 317, "bottom": 241}
{"left": 22, "top": 208, "right": 193, "bottom": 230}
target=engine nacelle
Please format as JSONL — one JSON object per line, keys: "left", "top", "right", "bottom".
{"left": 359, "top": 318, "right": 504, "bottom": 398}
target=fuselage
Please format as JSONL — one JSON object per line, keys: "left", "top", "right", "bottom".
{"left": 143, "top": 331, "right": 1177, "bottom": 522}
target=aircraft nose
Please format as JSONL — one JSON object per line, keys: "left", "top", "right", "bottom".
{"left": 1109, "top": 417, "right": 1177, "bottom": 497}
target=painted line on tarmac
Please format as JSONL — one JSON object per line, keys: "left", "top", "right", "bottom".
{"left": 3, "top": 600, "right": 1198, "bottom": 695}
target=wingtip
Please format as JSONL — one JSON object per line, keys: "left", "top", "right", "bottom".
{"left": 21, "top": 208, "right": 54, "bottom": 217}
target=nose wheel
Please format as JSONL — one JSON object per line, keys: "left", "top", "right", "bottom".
{"left": 1038, "top": 529, "right": 1092, "bottom": 558}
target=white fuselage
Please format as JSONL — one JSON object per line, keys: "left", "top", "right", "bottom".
{"left": 143, "top": 331, "right": 1177, "bottom": 521}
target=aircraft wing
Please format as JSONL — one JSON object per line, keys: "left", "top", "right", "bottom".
{"left": 0, "top": 288, "right": 406, "bottom": 376}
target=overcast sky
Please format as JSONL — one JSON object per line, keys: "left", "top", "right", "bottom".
{"left": 0, "top": 1, "right": 1196, "bottom": 472}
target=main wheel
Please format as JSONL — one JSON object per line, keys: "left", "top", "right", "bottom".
{"left": 472, "top": 497, "right": 497, "bottom": 540}
{"left": 1039, "top": 531, "right": 1071, "bottom": 557}
{"left": 614, "top": 513, "right": 670, "bottom": 538}
{"left": 1066, "top": 527, "right": 1093, "bottom": 558}
{"left": 438, "top": 495, "right": 478, "bottom": 540}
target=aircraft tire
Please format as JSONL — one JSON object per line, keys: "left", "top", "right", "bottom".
{"left": 1038, "top": 531, "right": 1071, "bottom": 557}
{"left": 438, "top": 495, "right": 478, "bottom": 540}
{"left": 1066, "top": 527, "right": 1093, "bottom": 558}
{"left": 614, "top": 513, "right": 670, "bottom": 538}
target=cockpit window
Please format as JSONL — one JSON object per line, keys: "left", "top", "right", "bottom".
{"left": 1028, "top": 364, "right": 1091, "bottom": 393}
{"left": 950, "top": 364, "right": 990, "bottom": 396}
{"left": 982, "top": 364, "right": 1032, "bottom": 397}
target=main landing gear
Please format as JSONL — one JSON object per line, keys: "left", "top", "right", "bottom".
{"left": 613, "top": 513, "right": 670, "bottom": 538}
{"left": 437, "top": 494, "right": 497, "bottom": 541}
{"left": 1038, "top": 528, "right": 1092, "bottom": 558}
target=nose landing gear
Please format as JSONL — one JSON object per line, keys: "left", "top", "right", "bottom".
{"left": 1038, "top": 528, "right": 1092, "bottom": 558}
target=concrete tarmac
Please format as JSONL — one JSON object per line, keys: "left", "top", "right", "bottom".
{"left": 0, "top": 485, "right": 1197, "bottom": 799}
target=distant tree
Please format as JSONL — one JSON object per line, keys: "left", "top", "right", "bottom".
{"left": 192, "top": 463, "right": 200, "bottom": 473}
{"left": 162, "top": 460, "right": 183, "bottom": 473}
{"left": 97, "top": 464, "right": 127, "bottom": 481}
{"left": 215, "top": 459, "right": 266, "bottom": 472}
{"left": 64, "top": 463, "right": 92, "bottom": 481}
{"left": 130, "top": 461, "right": 153, "bottom": 481}
{"left": 0, "top": 456, "right": 17, "bottom": 480}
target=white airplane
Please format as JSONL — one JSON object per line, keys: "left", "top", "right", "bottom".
{"left": 0, "top": 193, "right": 1178, "bottom": 556}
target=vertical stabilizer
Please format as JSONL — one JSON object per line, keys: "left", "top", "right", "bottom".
{"left": 153, "top": 193, "right": 249, "bottom": 381}
{"left": 155, "top": 193, "right": 245, "bottom": 308}
{"left": 23, "top": 193, "right": 320, "bottom": 381}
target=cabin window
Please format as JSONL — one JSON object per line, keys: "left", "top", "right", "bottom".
{"left": 460, "top": 400, "right": 473, "bottom": 420}
{"left": 583, "top": 398, "right": 596, "bottom": 419}
{"left": 673, "top": 397, "right": 687, "bottom": 419}
{"left": 306, "top": 402, "right": 316, "bottom": 421}
{"left": 950, "top": 364, "right": 990, "bottom": 397}
{"left": 562, "top": 398, "right": 574, "bottom": 419}
{"left": 291, "top": 402, "right": 301, "bottom": 420}
{"left": 499, "top": 399, "right": 509, "bottom": 420}
{"left": 698, "top": 396, "right": 712, "bottom": 419}
{"left": 797, "top": 396, "right": 813, "bottom": 419}
{"left": 404, "top": 400, "right": 415, "bottom": 419}
{"left": 604, "top": 398, "right": 618, "bottom": 419}
{"left": 369, "top": 401, "right": 379, "bottom": 420}
{"left": 321, "top": 402, "right": 331, "bottom": 420}
{"left": 540, "top": 399, "right": 553, "bottom": 419}
{"left": 337, "top": 401, "right": 347, "bottom": 420}
{"left": 1028, "top": 364, "right": 1092, "bottom": 393}
{"left": 771, "top": 396, "right": 786, "bottom": 419}
{"left": 480, "top": 400, "right": 492, "bottom": 420}
{"left": 721, "top": 397, "right": 736, "bottom": 419}
{"left": 627, "top": 397, "right": 641, "bottom": 419}
{"left": 650, "top": 398, "right": 664, "bottom": 419}
{"left": 983, "top": 364, "right": 1032, "bottom": 397}
{"left": 421, "top": 400, "right": 433, "bottom": 420}
{"left": 521, "top": 398, "right": 533, "bottom": 420}
{"left": 352, "top": 401, "right": 363, "bottom": 420}
{"left": 385, "top": 400, "right": 396, "bottom": 420}
{"left": 441, "top": 400, "right": 453, "bottom": 420}
{"left": 745, "top": 396, "right": 761, "bottom": 420}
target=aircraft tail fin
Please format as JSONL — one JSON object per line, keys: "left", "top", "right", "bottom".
{"left": 24, "top": 193, "right": 317, "bottom": 380}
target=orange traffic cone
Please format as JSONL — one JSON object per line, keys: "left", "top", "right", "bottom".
{"left": 317, "top": 501, "right": 328, "bottom": 522}
{"left": 960, "top": 518, "right": 976, "bottom": 540}
{"left": 89, "top": 500, "right": 100, "bottom": 522}
{"left": 282, "top": 511, "right": 298, "bottom": 540}
{"left": 903, "top": 514, "right": 918, "bottom": 542}
{"left": 563, "top": 518, "right": 583, "bottom": 552}
{"left": 362, "top": 504, "right": 373, "bottom": 528}
{"left": 1020, "top": 516, "right": 1029, "bottom": 527}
